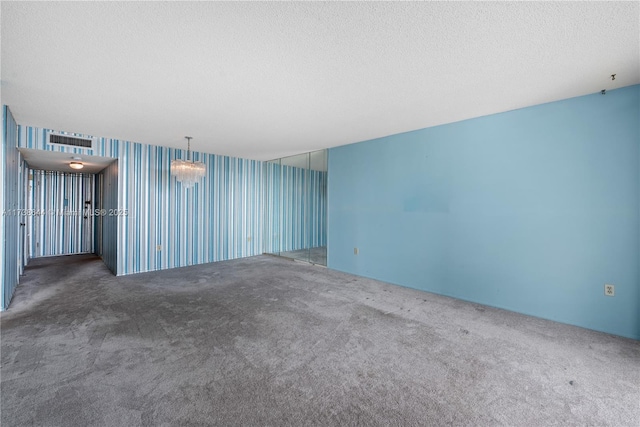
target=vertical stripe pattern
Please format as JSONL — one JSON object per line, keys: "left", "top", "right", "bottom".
{"left": 28, "top": 170, "right": 95, "bottom": 257}
{"left": 19, "top": 126, "right": 279, "bottom": 275}
{"left": 1, "top": 106, "right": 21, "bottom": 309}
{"left": 264, "top": 162, "right": 328, "bottom": 254}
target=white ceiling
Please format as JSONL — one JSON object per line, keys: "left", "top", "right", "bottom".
{"left": 18, "top": 148, "right": 116, "bottom": 174}
{"left": 2, "top": 2, "right": 638, "bottom": 161}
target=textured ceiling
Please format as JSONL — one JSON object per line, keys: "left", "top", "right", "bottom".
{"left": 1, "top": 2, "right": 638, "bottom": 161}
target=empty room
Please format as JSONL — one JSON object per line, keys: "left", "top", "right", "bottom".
{"left": 1, "top": 2, "right": 639, "bottom": 426}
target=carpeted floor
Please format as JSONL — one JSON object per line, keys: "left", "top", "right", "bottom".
{"left": 1, "top": 254, "right": 638, "bottom": 426}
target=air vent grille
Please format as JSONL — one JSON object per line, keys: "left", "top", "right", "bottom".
{"left": 48, "top": 134, "right": 93, "bottom": 148}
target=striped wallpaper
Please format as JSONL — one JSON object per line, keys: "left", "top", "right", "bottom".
{"left": 3, "top": 117, "right": 328, "bottom": 308}
{"left": 1, "top": 107, "right": 22, "bottom": 310}
{"left": 263, "top": 161, "right": 281, "bottom": 254}
{"left": 264, "top": 162, "right": 327, "bottom": 253}
{"left": 308, "top": 169, "right": 327, "bottom": 249}
{"left": 28, "top": 170, "right": 95, "bottom": 258}
{"left": 16, "top": 125, "right": 327, "bottom": 278}
{"left": 19, "top": 126, "right": 268, "bottom": 275}
{"left": 1, "top": 109, "right": 6, "bottom": 307}
{"left": 20, "top": 152, "right": 28, "bottom": 275}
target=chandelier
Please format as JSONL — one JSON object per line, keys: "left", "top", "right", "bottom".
{"left": 171, "top": 136, "right": 206, "bottom": 188}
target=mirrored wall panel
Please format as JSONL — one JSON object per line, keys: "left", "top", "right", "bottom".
{"left": 264, "top": 150, "right": 327, "bottom": 265}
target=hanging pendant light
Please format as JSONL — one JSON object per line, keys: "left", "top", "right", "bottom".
{"left": 171, "top": 136, "right": 206, "bottom": 188}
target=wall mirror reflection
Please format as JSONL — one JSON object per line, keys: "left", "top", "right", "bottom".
{"left": 264, "top": 149, "right": 327, "bottom": 265}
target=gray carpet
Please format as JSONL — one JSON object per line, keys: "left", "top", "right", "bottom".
{"left": 1, "top": 254, "right": 638, "bottom": 426}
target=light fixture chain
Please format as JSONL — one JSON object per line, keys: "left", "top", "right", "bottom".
{"left": 185, "top": 136, "right": 192, "bottom": 162}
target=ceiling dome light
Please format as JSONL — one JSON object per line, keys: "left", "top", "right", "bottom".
{"left": 171, "top": 136, "right": 206, "bottom": 188}
{"left": 70, "top": 161, "right": 84, "bottom": 170}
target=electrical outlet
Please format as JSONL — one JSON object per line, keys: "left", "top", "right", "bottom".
{"left": 156, "top": 245, "right": 162, "bottom": 251}
{"left": 354, "top": 247, "right": 359, "bottom": 255}
{"left": 604, "top": 284, "right": 615, "bottom": 297}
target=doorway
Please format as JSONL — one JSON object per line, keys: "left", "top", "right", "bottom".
{"left": 29, "top": 170, "right": 95, "bottom": 257}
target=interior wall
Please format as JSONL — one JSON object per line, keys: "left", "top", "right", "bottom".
{"left": 263, "top": 161, "right": 281, "bottom": 253}
{"left": 1, "top": 109, "right": 6, "bottom": 307}
{"left": 28, "top": 170, "right": 95, "bottom": 258}
{"left": 20, "top": 157, "right": 29, "bottom": 273}
{"left": 1, "top": 106, "right": 21, "bottom": 310}
{"left": 328, "top": 85, "right": 640, "bottom": 339}
{"left": 279, "top": 163, "right": 309, "bottom": 252}
{"left": 96, "top": 161, "right": 118, "bottom": 274}
{"left": 264, "top": 162, "right": 327, "bottom": 254}
{"left": 19, "top": 127, "right": 265, "bottom": 275}
{"left": 309, "top": 168, "right": 327, "bottom": 249}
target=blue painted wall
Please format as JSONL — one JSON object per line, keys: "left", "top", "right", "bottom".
{"left": 1, "top": 106, "right": 21, "bottom": 310}
{"left": 328, "top": 85, "right": 640, "bottom": 339}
